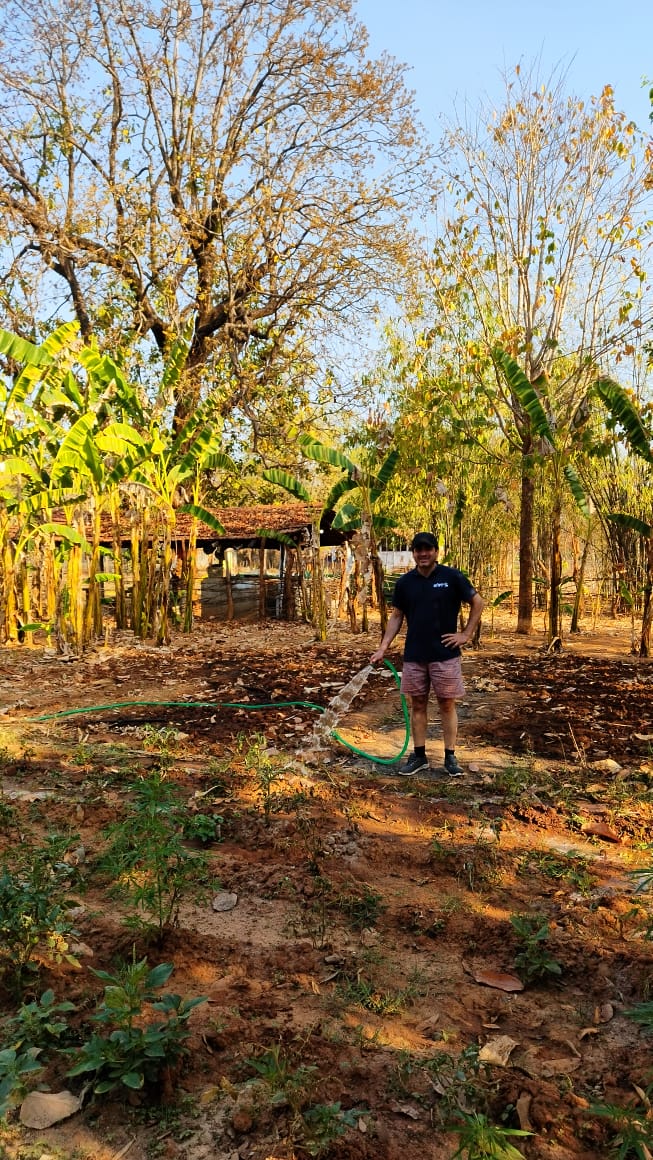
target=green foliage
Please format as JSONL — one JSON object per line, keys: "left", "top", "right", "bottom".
{"left": 2, "top": 990, "right": 76, "bottom": 1053}
{"left": 246, "top": 1044, "right": 318, "bottom": 1109}
{"left": 182, "top": 812, "right": 222, "bottom": 844}
{"left": 492, "top": 349, "right": 554, "bottom": 446}
{"left": 240, "top": 734, "right": 287, "bottom": 827}
{"left": 336, "top": 884, "right": 385, "bottom": 929}
{"left": 517, "top": 850, "right": 595, "bottom": 896}
{"left": 67, "top": 957, "right": 206, "bottom": 1095}
{"left": 0, "top": 834, "right": 81, "bottom": 991}
{"left": 337, "top": 975, "right": 414, "bottom": 1016}
{"left": 245, "top": 1045, "right": 366, "bottom": 1155}
{"left": 100, "top": 773, "right": 208, "bottom": 940}
{"left": 301, "top": 1101, "right": 367, "bottom": 1157}
{"left": 450, "top": 1111, "right": 531, "bottom": 1159}
{"left": 510, "top": 914, "right": 562, "bottom": 983}
{"left": 590, "top": 1097, "right": 653, "bottom": 1159}
{"left": 424, "top": 1044, "right": 484, "bottom": 1108}
{"left": 594, "top": 378, "right": 653, "bottom": 464}
{"left": 0, "top": 1047, "right": 44, "bottom": 1119}
{"left": 625, "top": 1002, "right": 653, "bottom": 1031}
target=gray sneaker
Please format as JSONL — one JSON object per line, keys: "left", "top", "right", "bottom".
{"left": 398, "top": 752, "right": 429, "bottom": 777}
{"left": 443, "top": 753, "right": 463, "bottom": 777}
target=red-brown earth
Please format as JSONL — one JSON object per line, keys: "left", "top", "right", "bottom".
{"left": 1, "top": 610, "right": 653, "bottom": 1160}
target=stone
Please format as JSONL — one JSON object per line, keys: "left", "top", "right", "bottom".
{"left": 20, "top": 1090, "right": 81, "bottom": 1128}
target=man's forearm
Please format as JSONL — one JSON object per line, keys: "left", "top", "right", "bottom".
{"left": 462, "top": 594, "right": 485, "bottom": 642}
{"left": 371, "top": 610, "right": 404, "bottom": 660}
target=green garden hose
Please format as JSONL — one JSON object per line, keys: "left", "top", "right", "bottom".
{"left": 27, "top": 659, "right": 410, "bottom": 766}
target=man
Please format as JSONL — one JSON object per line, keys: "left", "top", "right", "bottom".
{"left": 370, "top": 532, "right": 484, "bottom": 777}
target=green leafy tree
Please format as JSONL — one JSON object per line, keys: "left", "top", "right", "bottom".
{"left": 594, "top": 377, "right": 653, "bottom": 654}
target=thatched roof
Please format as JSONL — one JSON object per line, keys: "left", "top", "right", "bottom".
{"left": 46, "top": 503, "right": 347, "bottom": 549}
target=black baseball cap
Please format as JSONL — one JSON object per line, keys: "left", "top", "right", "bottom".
{"left": 411, "top": 532, "right": 438, "bottom": 550}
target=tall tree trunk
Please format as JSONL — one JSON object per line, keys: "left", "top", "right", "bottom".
{"left": 570, "top": 529, "right": 592, "bottom": 633}
{"left": 517, "top": 445, "right": 535, "bottom": 634}
{"left": 183, "top": 525, "right": 198, "bottom": 633}
{"left": 224, "top": 549, "right": 235, "bottom": 621}
{"left": 112, "top": 495, "right": 127, "bottom": 630}
{"left": 348, "top": 559, "right": 359, "bottom": 633}
{"left": 282, "top": 545, "right": 295, "bottom": 620}
{"left": 18, "top": 552, "right": 34, "bottom": 647}
{"left": 640, "top": 536, "right": 653, "bottom": 658}
{"left": 371, "top": 551, "right": 388, "bottom": 632}
{"left": 258, "top": 543, "right": 267, "bottom": 621}
{"left": 156, "top": 515, "right": 173, "bottom": 645}
{"left": 311, "top": 526, "right": 327, "bottom": 642}
{"left": 83, "top": 503, "right": 103, "bottom": 643}
{"left": 548, "top": 497, "right": 562, "bottom": 643}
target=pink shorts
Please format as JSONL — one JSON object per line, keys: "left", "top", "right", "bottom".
{"left": 400, "top": 658, "right": 465, "bottom": 700}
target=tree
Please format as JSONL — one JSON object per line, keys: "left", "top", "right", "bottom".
{"left": 0, "top": 322, "right": 233, "bottom": 649}
{"left": 493, "top": 348, "right": 592, "bottom": 642}
{"left": 428, "top": 66, "right": 652, "bottom": 632}
{"left": 594, "top": 377, "right": 653, "bottom": 655}
{"left": 0, "top": 0, "right": 427, "bottom": 431}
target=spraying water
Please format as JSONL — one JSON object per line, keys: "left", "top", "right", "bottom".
{"left": 308, "top": 663, "right": 374, "bottom": 750}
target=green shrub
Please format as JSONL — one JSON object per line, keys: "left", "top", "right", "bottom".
{"left": 0, "top": 834, "right": 80, "bottom": 992}
{"left": 100, "top": 772, "right": 208, "bottom": 941}
{"left": 67, "top": 958, "right": 206, "bottom": 1095}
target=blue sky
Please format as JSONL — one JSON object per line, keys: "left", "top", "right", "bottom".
{"left": 354, "top": 0, "right": 652, "bottom": 132}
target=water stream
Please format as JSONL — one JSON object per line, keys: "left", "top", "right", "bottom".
{"left": 308, "top": 663, "right": 374, "bottom": 751}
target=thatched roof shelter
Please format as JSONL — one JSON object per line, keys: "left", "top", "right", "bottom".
{"left": 47, "top": 503, "right": 348, "bottom": 551}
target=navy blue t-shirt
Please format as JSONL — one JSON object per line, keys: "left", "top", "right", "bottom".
{"left": 392, "top": 564, "right": 477, "bottom": 662}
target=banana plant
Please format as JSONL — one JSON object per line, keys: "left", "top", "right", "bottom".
{"left": 318, "top": 444, "right": 400, "bottom": 633}
{"left": 259, "top": 466, "right": 327, "bottom": 638}
{"left": 594, "top": 377, "right": 653, "bottom": 656}
{"left": 263, "top": 439, "right": 399, "bottom": 637}
{"left": 128, "top": 400, "right": 235, "bottom": 643}
{"left": 493, "top": 348, "right": 591, "bottom": 642}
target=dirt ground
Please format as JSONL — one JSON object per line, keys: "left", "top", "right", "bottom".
{"left": 1, "top": 609, "right": 653, "bottom": 1160}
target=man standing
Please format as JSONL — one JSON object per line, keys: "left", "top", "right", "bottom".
{"left": 370, "top": 532, "right": 484, "bottom": 777}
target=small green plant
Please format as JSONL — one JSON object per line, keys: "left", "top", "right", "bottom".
{"left": 518, "top": 850, "right": 595, "bottom": 896}
{"left": 246, "top": 1044, "right": 317, "bottom": 1109}
{"left": 336, "top": 884, "right": 385, "bottom": 929}
{"left": 0, "top": 1047, "right": 44, "bottom": 1119}
{"left": 458, "top": 838, "right": 503, "bottom": 893}
{"left": 300, "top": 1101, "right": 367, "bottom": 1157}
{"left": 590, "top": 1096, "right": 653, "bottom": 1159}
{"left": 450, "top": 1111, "right": 531, "bottom": 1158}
{"left": 337, "top": 972, "right": 418, "bottom": 1016}
{"left": 423, "top": 1044, "right": 489, "bottom": 1122}
{"left": 0, "top": 834, "right": 81, "bottom": 992}
{"left": 100, "top": 772, "right": 208, "bottom": 941}
{"left": 625, "top": 1001, "right": 653, "bottom": 1033}
{"left": 241, "top": 734, "right": 286, "bottom": 826}
{"left": 182, "top": 812, "right": 222, "bottom": 844}
{"left": 493, "top": 759, "right": 535, "bottom": 799}
{"left": 2, "top": 990, "right": 76, "bottom": 1052}
{"left": 510, "top": 914, "right": 562, "bottom": 983}
{"left": 67, "top": 958, "right": 206, "bottom": 1094}
{"left": 72, "top": 739, "right": 94, "bottom": 767}
{"left": 244, "top": 1046, "right": 366, "bottom": 1156}
{"left": 0, "top": 789, "right": 17, "bottom": 829}
{"left": 142, "top": 725, "right": 180, "bottom": 766}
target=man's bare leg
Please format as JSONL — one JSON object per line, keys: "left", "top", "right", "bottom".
{"left": 437, "top": 697, "right": 458, "bottom": 751}
{"left": 410, "top": 695, "right": 429, "bottom": 748}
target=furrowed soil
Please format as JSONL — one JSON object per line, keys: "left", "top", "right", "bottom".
{"left": 1, "top": 611, "right": 653, "bottom": 1160}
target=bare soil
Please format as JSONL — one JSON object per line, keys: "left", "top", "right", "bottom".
{"left": 1, "top": 611, "right": 653, "bottom": 1160}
